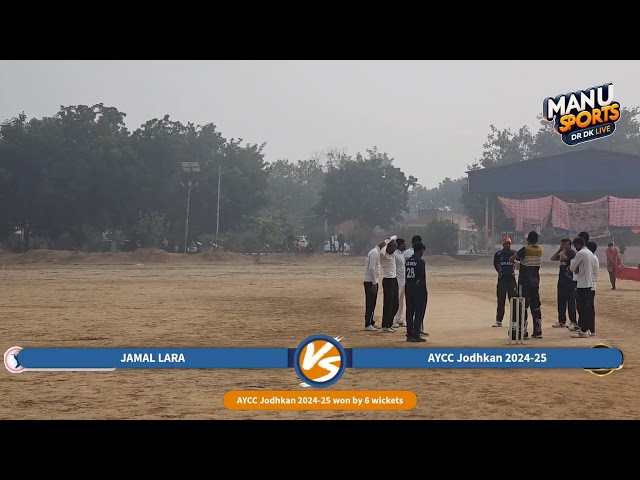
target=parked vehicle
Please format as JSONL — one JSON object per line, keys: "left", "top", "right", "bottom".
{"left": 296, "top": 236, "right": 309, "bottom": 248}
{"left": 186, "top": 241, "right": 202, "bottom": 254}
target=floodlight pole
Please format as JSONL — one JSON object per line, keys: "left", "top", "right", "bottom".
{"left": 184, "top": 180, "right": 193, "bottom": 254}
{"left": 216, "top": 163, "right": 221, "bottom": 241}
{"left": 180, "top": 161, "right": 200, "bottom": 254}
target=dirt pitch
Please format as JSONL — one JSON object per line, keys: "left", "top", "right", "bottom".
{"left": 1, "top": 249, "right": 639, "bottom": 419}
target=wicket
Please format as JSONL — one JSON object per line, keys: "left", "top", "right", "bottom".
{"left": 509, "top": 296, "right": 526, "bottom": 344}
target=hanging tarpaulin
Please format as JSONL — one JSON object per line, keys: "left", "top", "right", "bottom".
{"left": 567, "top": 196, "right": 609, "bottom": 238}
{"left": 499, "top": 195, "right": 640, "bottom": 236}
{"left": 609, "top": 196, "right": 640, "bottom": 228}
{"left": 497, "top": 197, "right": 518, "bottom": 219}
{"left": 523, "top": 219, "right": 542, "bottom": 234}
{"left": 551, "top": 196, "right": 570, "bottom": 231}
{"left": 497, "top": 196, "right": 553, "bottom": 234}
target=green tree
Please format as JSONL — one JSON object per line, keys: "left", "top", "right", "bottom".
{"left": 473, "top": 124, "right": 535, "bottom": 169}
{"left": 0, "top": 113, "right": 40, "bottom": 249}
{"left": 250, "top": 213, "right": 294, "bottom": 247}
{"left": 130, "top": 117, "right": 269, "bottom": 241}
{"left": 0, "top": 105, "right": 141, "bottom": 249}
{"left": 134, "top": 210, "right": 169, "bottom": 247}
{"left": 52, "top": 104, "right": 138, "bottom": 239}
{"left": 316, "top": 147, "right": 415, "bottom": 230}
{"left": 462, "top": 125, "right": 538, "bottom": 230}
{"left": 0, "top": 105, "right": 272, "bottom": 251}
{"left": 264, "top": 157, "right": 327, "bottom": 243}
{"left": 265, "top": 158, "right": 325, "bottom": 218}
{"left": 409, "top": 177, "right": 466, "bottom": 213}
{"left": 423, "top": 219, "right": 459, "bottom": 255}
{"left": 320, "top": 147, "right": 351, "bottom": 170}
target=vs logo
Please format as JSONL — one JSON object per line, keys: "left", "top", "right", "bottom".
{"left": 4, "top": 346, "right": 24, "bottom": 373}
{"left": 294, "top": 335, "right": 346, "bottom": 388}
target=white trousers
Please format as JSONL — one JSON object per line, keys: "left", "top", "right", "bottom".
{"left": 394, "top": 285, "right": 406, "bottom": 323}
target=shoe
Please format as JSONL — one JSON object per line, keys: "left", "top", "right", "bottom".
{"left": 382, "top": 327, "right": 396, "bottom": 333}
{"left": 406, "top": 336, "right": 413, "bottom": 342}
{"left": 396, "top": 322, "right": 406, "bottom": 327}
{"left": 552, "top": 322, "right": 565, "bottom": 328}
{"left": 420, "top": 332, "right": 429, "bottom": 337}
{"left": 567, "top": 323, "right": 580, "bottom": 331}
{"left": 532, "top": 333, "right": 542, "bottom": 339}
{"left": 372, "top": 324, "right": 381, "bottom": 329}
{"left": 392, "top": 323, "right": 400, "bottom": 329}
{"left": 493, "top": 321, "right": 503, "bottom": 327}
{"left": 413, "top": 337, "right": 427, "bottom": 343}
{"left": 524, "top": 332, "right": 529, "bottom": 339}
{"left": 571, "top": 330, "right": 591, "bottom": 338}
{"left": 364, "top": 325, "right": 377, "bottom": 331}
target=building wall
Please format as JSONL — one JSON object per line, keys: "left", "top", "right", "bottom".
{"left": 403, "top": 209, "right": 474, "bottom": 229}
{"left": 401, "top": 209, "right": 477, "bottom": 251}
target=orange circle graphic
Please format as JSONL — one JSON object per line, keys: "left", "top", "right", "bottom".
{"left": 297, "top": 340, "right": 342, "bottom": 383}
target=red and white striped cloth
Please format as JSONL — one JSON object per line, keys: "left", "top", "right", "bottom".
{"left": 498, "top": 196, "right": 553, "bottom": 232}
{"left": 609, "top": 196, "right": 640, "bottom": 227}
{"left": 499, "top": 195, "right": 640, "bottom": 233}
{"left": 551, "top": 197, "right": 570, "bottom": 230}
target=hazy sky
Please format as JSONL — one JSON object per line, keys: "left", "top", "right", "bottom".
{"left": 1, "top": 60, "right": 639, "bottom": 188}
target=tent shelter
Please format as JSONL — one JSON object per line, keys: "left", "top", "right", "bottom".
{"left": 466, "top": 148, "right": 640, "bottom": 248}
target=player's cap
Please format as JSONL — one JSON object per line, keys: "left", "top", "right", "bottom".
{"left": 502, "top": 236, "right": 512, "bottom": 244}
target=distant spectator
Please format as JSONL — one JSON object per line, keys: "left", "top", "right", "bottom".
{"left": 286, "top": 232, "right": 296, "bottom": 254}
{"left": 605, "top": 243, "right": 621, "bottom": 290}
{"left": 618, "top": 241, "right": 626, "bottom": 264}
{"left": 337, "top": 231, "right": 346, "bottom": 253}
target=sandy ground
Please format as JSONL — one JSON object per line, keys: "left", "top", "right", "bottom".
{"left": 1, "top": 248, "right": 639, "bottom": 419}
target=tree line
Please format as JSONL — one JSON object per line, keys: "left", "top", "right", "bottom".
{"left": 0, "top": 104, "right": 417, "bottom": 253}
{"left": 4, "top": 104, "right": 638, "bottom": 255}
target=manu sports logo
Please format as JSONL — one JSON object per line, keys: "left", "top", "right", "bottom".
{"left": 4, "top": 346, "right": 24, "bottom": 373}
{"left": 294, "top": 335, "right": 346, "bottom": 388}
{"left": 543, "top": 83, "right": 620, "bottom": 146}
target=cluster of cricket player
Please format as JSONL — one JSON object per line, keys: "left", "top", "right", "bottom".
{"left": 363, "top": 229, "right": 603, "bottom": 343}
{"left": 493, "top": 230, "right": 601, "bottom": 340}
{"left": 363, "top": 235, "right": 428, "bottom": 342}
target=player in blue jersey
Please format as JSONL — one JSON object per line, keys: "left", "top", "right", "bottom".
{"left": 405, "top": 242, "right": 427, "bottom": 343}
{"left": 550, "top": 238, "right": 577, "bottom": 329}
{"left": 493, "top": 236, "right": 517, "bottom": 327}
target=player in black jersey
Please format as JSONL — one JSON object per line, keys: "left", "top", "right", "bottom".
{"left": 405, "top": 242, "right": 427, "bottom": 343}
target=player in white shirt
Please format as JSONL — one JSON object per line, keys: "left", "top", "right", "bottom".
{"left": 392, "top": 239, "right": 407, "bottom": 328}
{"left": 379, "top": 235, "right": 399, "bottom": 332}
{"left": 569, "top": 237, "right": 594, "bottom": 338}
{"left": 404, "top": 235, "right": 422, "bottom": 259}
{"left": 363, "top": 239, "right": 390, "bottom": 331}
{"left": 586, "top": 241, "right": 599, "bottom": 335}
